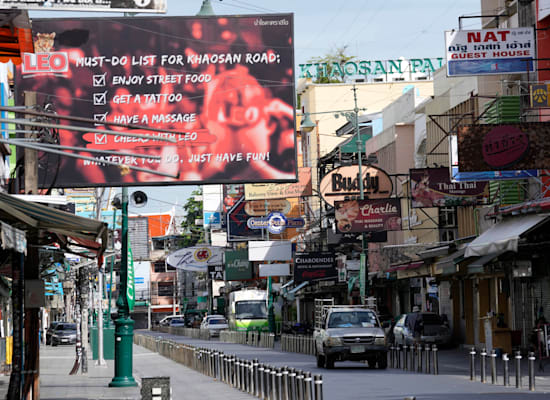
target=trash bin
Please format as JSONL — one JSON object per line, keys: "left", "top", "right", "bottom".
{"left": 90, "top": 326, "right": 115, "bottom": 360}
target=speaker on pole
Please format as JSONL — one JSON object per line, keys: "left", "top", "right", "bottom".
{"left": 130, "top": 191, "right": 148, "bottom": 208}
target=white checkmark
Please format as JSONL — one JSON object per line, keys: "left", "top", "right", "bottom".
{"left": 93, "top": 73, "right": 107, "bottom": 87}
{"left": 93, "top": 91, "right": 108, "bottom": 105}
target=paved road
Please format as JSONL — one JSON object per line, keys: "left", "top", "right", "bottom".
{"left": 137, "top": 330, "right": 550, "bottom": 400}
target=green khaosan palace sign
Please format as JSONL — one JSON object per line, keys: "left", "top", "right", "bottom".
{"left": 299, "top": 58, "right": 444, "bottom": 79}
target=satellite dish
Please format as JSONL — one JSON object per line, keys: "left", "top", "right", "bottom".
{"left": 111, "top": 194, "right": 122, "bottom": 210}
{"left": 130, "top": 191, "right": 148, "bottom": 208}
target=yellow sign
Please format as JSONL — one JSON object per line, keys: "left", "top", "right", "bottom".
{"left": 245, "top": 167, "right": 312, "bottom": 200}
{"left": 530, "top": 84, "right": 550, "bottom": 108}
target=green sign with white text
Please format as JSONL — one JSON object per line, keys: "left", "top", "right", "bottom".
{"left": 127, "top": 244, "right": 135, "bottom": 312}
{"left": 225, "top": 250, "right": 253, "bottom": 281}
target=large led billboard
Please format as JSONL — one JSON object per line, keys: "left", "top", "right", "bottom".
{"left": 15, "top": 15, "right": 296, "bottom": 187}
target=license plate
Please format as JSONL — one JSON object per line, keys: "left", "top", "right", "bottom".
{"left": 61, "top": 339, "right": 68, "bottom": 342}
{"left": 350, "top": 345, "right": 365, "bottom": 353}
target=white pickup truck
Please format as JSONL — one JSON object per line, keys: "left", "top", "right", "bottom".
{"left": 313, "top": 299, "right": 388, "bottom": 369}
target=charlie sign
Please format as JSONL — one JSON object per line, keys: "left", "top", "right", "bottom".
{"left": 16, "top": 15, "right": 296, "bottom": 188}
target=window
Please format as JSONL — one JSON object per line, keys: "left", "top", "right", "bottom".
{"left": 440, "top": 229, "right": 456, "bottom": 243}
{"left": 153, "top": 260, "right": 166, "bottom": 273}
{"left": 439, "top": 207, "right": 457, "bottom": 227}
{"left": 157, "top": 282, "right": 174, "bottom": 297}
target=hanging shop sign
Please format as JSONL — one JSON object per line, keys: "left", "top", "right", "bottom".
{"left": 458, "top": 123, "right": 550, "bottom": 171}
{"left": 298, "top": 58, "right": 444, "bottom": 79}
{"left": 15, "top": 14, "right": 296, "bottom": 187}
{"left": 294, "top": 252, "right": 337, "bottom": 283}
{"left": 0, "top": 0, "right": 167, "bottom": 13}
{"left": 410, "top": 167, "right": 489, "bottom": 208}
{"left": 245, "top": 167, "right": 312, "bottom": 200}
{"left": 225, "top": 250, "right": 253, "bottom": 281}
{"left": 244, "top": 199, "right": 291, "bottom": 216}
{"left": 529, "top": 84, "right": 550, "bottom": 108}
{"left": 208, "top": 264, "right": 224, "bottom": 281}
{"left": 335, "top": 198, "right": 401, "bottom": 233}
{"left": 166, "top": 245, "right": 223, "bottom": 272}
{"left": 445, "top": 27, "right": 534, "bottom": 77}
{"left": 247, "top": 212, "right": 305, "bottom": 235}
{"left": 227, "top": 196, "right": 263, "bottom": 242}
{"left": 320, "top": 165, "right": 392, "bottom": 207}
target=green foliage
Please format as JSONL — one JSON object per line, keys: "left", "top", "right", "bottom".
{"left": 308, "top": 45, "right": 357, "bottom": 84}
{"left": 180, "top": 187, "right": 204, "bottom": 246}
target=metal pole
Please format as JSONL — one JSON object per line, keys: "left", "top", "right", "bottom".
{"left": 515, "top": 350, "right": 522, "bottom": 388}
{"left": 313, "top": 374, "right": 323, "bottom": 400}
{"left": 109, "top": 187, "right": 137, "bottom": 387}
{"left": 470, "top": 347, "right": 476, "bottom": 381}
{"left": 490, "top": 349, "right": 497, "bottom": 384}
{"left": 480, "top": 348, "right": 487, "bottom": 383}
{"left": 528, "top": 351, "right": 535, "bottom": 391}
{"left": 96, "top": 262, "right": 106, "bottom": 366}
{"left": 432, "top": 345, "right": 438, "bottom": 375}
{"left": 503, "top": 353, "right": 509, "bottom": 386}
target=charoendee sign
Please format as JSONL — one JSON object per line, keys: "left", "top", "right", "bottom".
{"left": 299, "top": 57, "right": 444, "bottom": 79}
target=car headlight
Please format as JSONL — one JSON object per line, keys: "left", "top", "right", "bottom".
{"left": 374, "top": 336, "right": 386, "bottom": 346}
{"left": 325, "top": 337, "right": 343, "bottom": 346}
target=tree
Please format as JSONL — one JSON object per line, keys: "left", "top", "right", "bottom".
{"left": 180, "top": 187, "right": 204, "bottom": 247}
{"left": 308, "top": 45, "right": 357, "bottom": 84}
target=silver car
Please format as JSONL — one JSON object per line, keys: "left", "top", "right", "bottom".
{"left": 392, "top": 312, "right": 452, "bottom": 347}
{"left": 201, "top": 317, "right": 229, "bottom": 337}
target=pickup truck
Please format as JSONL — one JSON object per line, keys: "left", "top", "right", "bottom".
{"left": 313, "top": 302, "right": 388, "bottom": 369}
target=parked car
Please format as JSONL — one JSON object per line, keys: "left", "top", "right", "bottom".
{"left": 392, "top": 312, "right": 452, "bottom": 347}
{"left": 200, "top": 316, "right": 229, "bottom": 337}
{"left": 169, "top": 318, "right": 186, "bottom": 327}
{"left": 51, "top": 323, "right": 77, "bottom": 346}
{"left": 46, "top": 321, "right": 63, "bottom": 345}
{"left": 159, "top": 315, "right": 184, "bottom": 327}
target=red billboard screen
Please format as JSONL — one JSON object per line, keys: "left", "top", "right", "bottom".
{"left": 334, "top": 198, "right": 402, "bottom": 233}
{"left": 15, "top": 15, "right": 296, "bottom": 188}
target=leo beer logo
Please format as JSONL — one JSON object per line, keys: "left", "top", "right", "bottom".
{"left": 21, "top": 52, "right": 69, "bottom": 76}
{"left": 194, "top": 247, "right": 212, "bottom": 262}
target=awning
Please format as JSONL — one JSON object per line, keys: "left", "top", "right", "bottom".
{"left": 289, "top": 281, "right": 309, "bottom": 295}
{"left": 387, "top": 261, "right": 424, "bottom": 272}
{"left": 467, "top": 250, "right": 508, "bottom": 274}
{"left": 434, "top": 247, "right": 467, "bottom": 275}
{"left": 0, "top": 10, "right": 34, "bottom": 64}
{"left": 465, "top": 214, "right": 550, "bottom": 257}
{"left": 418, "top": 245, "right": 450, "bottom": 260}
{"left": 0, "top": 192, "right": 107, "bottom": 255}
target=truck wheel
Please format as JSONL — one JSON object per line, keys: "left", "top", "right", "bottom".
{"left": 316, "top": 354, "right": 325, "bottom": 368}
{"left": 324, "top": 355, "right": 335, "bottom": 369}
{"left": 377, "top": 355, "right": 388, "bottom": 369}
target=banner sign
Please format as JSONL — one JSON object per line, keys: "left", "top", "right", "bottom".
{"left": 259, "top": 263, "right": 290, "bottom": 277}
{"left": 208, "top": 264, "right": 224, "bottom": 281}
{"left": 294, "top": 252, "right": 337, "bottom": 283}
{"left": 458, "top": 123, "right": 550, "bottom": 171}
{"left": 245, "top": 167, "right": 312, "bottom": 200}
{"left": 247, "top": 212, "right": 305, "bottom": 235}
{"left": 244, "top": 199, "right": 291, "bottom": 216}
{"left": 1, "top": 221, "right": 26, "bottom": 254}
{"left": 335, "top": 198, "right": 402, "bottom": 233}
{"left": 445, "top": 27, "right": 534, "bottom": 76}
{"left": 127, "top": 243, "right": 135, "bottom": 312}
{"left": 320, "top": 165, "right": 392, "bottom": 207}
{"left": 227, "top": 196, "right": 263, "bottom": 242}
{"left": 451, "top": 166, "right": 538, "bottom": 182}
{"left": 16, "top": 15, "right": 296, "bottom": 188}
{"left": 248, "top": 240, "right": 291, "bottom": 262}
{"left": 410, "top": 167, "right": 489, "bottom": 207}
{"left": 225, "top": 250, "right": 252, "bottom": 281}
{"left": 166, "top": 246, "right": 223, "bottom": 272}
{"left": 0, "top": 0, "right": 167, "bottom": 13}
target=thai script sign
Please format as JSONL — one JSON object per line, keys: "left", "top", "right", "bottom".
{"left": 458, "top": 123, "right": 550, "bottom": 171}
{"left": 298, "top": 58, "right": 444, "bottom": 79}
{"left": 445, "top": 27, "right": 534, "bottom": 76}
{"left": 294, "top": 252, "right": 337, "bottom": 283}
{"left": 320, "top": 165, "right": 392, "bottom": 207}
{"left": 16, "top": 15, "right": 296, "bottom": 187}
{"left": 335, "top": 198, "right": 401, "bottom": 233}
{"left": 410, "top": 167, "right": 489, "bottom": 207}
{"left": 245, "top": 167, "right": 312, "bottom": 200}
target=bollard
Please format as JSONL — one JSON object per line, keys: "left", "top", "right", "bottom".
{"left": 528, "top": 351, "right": 536, "bottom": 391}
{"left": 304, "top": 372, "right": 313, "bottom": 400}
{"left": 396, "top": 345, "right": 401, "bottom": 369}
{"left": 515, "top": 350, "right": 522, "bottom": 388}
{"left": 283, "top": 367, "right": 289, "bottom": 400}
{"left": 264, "top": 366, "right": 271, "bottom": 400}
{"left": 389, "top": 345, "right": 394, "bottom": 368}
{"left": 313, "top": 374, "right": 323, "bottom": 400}
{"left": 480, "top": 348, "right": 487, "bottom": 383}
{"left": 432, "top": 345, "right": 438, "bottom": 375}
{"left": 288, "top": 368, "right": 297, "bottom": 400}
{"left": 253, "top": 359, "right": 259, "bottom": 396}
{"left": 403, "top": 345, "right": 408, "bottom": 371}
{"left": 424, "top": 344, "right": 430, "bottom": 374}
{"left": 277, "top": 368, "right": 283, "bottom": 400}
{"left": 258, "top": 364, "right": 265, "bottom": 399}
{"left": 502, "top": 353, "right": 509, "bottom": 386}
{"left": 469, "top": 347, "right": 476, "bottom": 381}
{"left": 236, "top": 358, "right": 241, "bottom": 390}
{"left": 410, "top": 344, "right": 415, "bottom": 371}
{"left": 417, "top": 344, "right": 423, "bottom": 373}
{"left": 490, "top": 349, "right": 497, "bottom": 384}
{"left": 297, "top": 370, "right": 304, "bottom": 400}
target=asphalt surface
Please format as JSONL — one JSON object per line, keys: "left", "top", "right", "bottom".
{"left": 138, "top": 329, "right": 550, "bottom": 400}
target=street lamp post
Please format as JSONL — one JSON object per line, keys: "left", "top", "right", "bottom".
{"left": 109, "top": 186, "right": 137, "bottom": 387}
{"left": 300, "top": 85, "right": 369, "bottom": 303}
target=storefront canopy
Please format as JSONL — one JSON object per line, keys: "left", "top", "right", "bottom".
{"left": 465, "top": 214, "right": 549, "bottom": 257}
{"left": 0, "top": 10, "right": 33, "bottom": 64}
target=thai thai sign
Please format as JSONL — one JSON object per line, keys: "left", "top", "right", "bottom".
{"left": 294, "top": 252, "right": 337, "bottom": 283}
{"left": 445, "top": 27, "right": 534, "bottom": 76}
{"left": 298, "top": 58, "right": 444, "bottom": 79}
{"left": 320, "top": 165, "right": 393, "bottom": 207}
{"left": 225, "top": 250, "right": 252, "bottom": 281}
{"left": 410, "top": 168, "right": 489, "bottom": 208}
{"left": 458, "top": 123, "right": 550, "bottom": 171}
{"left": 15, "top": 15, "right": 296, "bottom": 187}
{"left": 0, "top": 0, "right": 167, "bottom": 13}
{"left": 335, "top": 198, "right": 401, "bottom": 233}
{"left": 245, "top": 167, "right": 312, "bottom": 200}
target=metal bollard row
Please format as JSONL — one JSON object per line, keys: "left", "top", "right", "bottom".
{"left": 388, "top": 342, "right": 438, "bottom": 375}
{"left": 281, "top": 334, "right": 316, "bottom": 356}
{"left": 467, "top": 347, "right": 537, "bottom": 390}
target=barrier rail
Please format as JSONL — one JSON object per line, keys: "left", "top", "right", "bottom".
{"left": 135, "top": 333, "right": 321, "bottom": 399}
{"left": 280, "top": 334, "right": 316, "bottom": 356}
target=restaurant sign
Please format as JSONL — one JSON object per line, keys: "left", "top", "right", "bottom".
{"left": 294, "top": 252, "right": 337, "bottom": 283}
{"left": 335, "top": 198, "right": 401, "bottom": 233}
{"left": 320, "top": 165, "right": 392, "bottom": 207}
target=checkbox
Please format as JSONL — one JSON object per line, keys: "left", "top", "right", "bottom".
{"left": 93, "top": 91, "right": 108, "bottom": 106}
{"left": 94, "top": 133, "right": 108, "bottom": 145}
{"left": 92, "top": 73, "right": 107, "bottom": 87}
{"left": 93, "top": 112, "right": 109, "bottom": 126}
